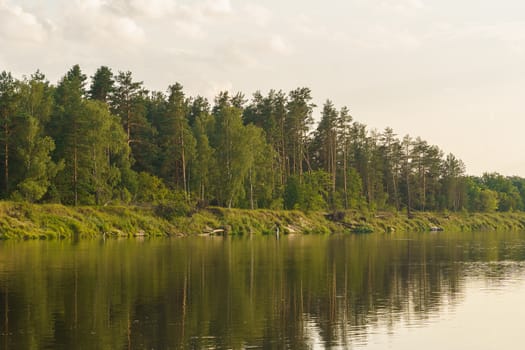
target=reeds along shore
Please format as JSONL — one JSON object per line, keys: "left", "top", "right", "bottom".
{"left": 2, "top": 202, "right": 525, "bottom": 240}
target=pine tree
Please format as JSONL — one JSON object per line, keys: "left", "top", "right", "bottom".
{"left": 0, "top": 71, "right": 19, "bottom": 197}
{"left": 49, "top": 65, "right": 87, "bottom": 205}
{"left": 336, "top": 106, "right": 353, "bottom": 209}
{"left": 441, "top": 153, "right": 466, "bottom": 211}
{"left": 286, "top": 88, "right": 315, "bottom": 178}
{"left": 159, "top": 83, "right": 196, "bottom": 197}
{"left": 312, "top": 100, "right": 338, "bottom": 207}
{"left": 89, "top": 66, "right": 114, "bottom": 103}
{"left": 110, "top": 71, "right": 152, "bottom": 171}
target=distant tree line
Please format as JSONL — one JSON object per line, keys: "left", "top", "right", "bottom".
{"left": 0, "top": 65, "right": 524, "bottom": 213}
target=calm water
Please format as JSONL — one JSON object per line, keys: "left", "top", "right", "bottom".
{"left": 1, "top": 232, "right": 525, "bottom": 349}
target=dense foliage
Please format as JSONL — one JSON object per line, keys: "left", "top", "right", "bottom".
{"left": 1, "top": 66, "right": 523, "bottom": 213}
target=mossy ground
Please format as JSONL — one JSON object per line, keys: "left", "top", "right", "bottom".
{"left": 1, "top": 201, "right": 525, "bottom": 239}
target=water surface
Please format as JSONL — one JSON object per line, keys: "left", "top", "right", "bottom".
{"left": 1, "top": 231, "right": 525, "bottom": 349}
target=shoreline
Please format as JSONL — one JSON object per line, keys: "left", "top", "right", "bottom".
{"left": 1, "top": 202, "right": 525, "bottom": 240}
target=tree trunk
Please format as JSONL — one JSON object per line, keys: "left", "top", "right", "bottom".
{"left": 406, "top": 165, "right": 411, "bottom": 217}
{"left": 180, "top": 127, "right": 187, "bottom": 200}
{"left": 73, "top": 122, "right": 78, "bottom": 206}
{"left": 4, "top": 122, "right": 8, "bottom": 196}
{"left": 126, "top": 108, "right": 131, "bottom": 144}
{"left": 249, "top": 168, "right": 254, "bottom": 210}
{"left": 422, "top": 169, "right": 426, "bottom": 211}
{"left": 280, "top": 116, "right": 286, "bottom": 185}
{"left": 93, "top": 147, "right": 99, "bottom": 205}
{"left": 392, "top": 171, "right": 399, "bottom": 211}
{"left": 343, "top": 147, "right": 348, "bottom": 209}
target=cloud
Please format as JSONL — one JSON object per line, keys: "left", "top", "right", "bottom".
{"left": 466, "top": 22, "right": 525, "bottom": 53}
{"left": 204, "top": 80, "right": 233, "bottom": 101}
{"left": 242, "top": 3, "right": 271, "bottom": 27}
{"left": 352, "top": 0, "right": 425, "bottom": 15}
{"left": 294, "top": 13, "right": 418, "bottom": 51}
{"left": 214, "top": 34, "right": 294, "bottom": 69}
{"left": 126, "top": 0, "right": 176, "bottom": 18}
{"left": 377, "top": 0, "right": 424, "bottom": 15}
{"left": 61, "top": 1, "right": 146, "bottom": 47}
{"left": 269, "top": 35, "right": 293, "bottom": 56}
{"left": 293, "top": 14, "right": 345, "bottom": 42}
{"left": 202, "top": 0, "right": 232, "bottom": 16}
{"left": 111, "top": 16, "right": 145, "bottom": 43}
{"left": 425, "top": 21, "right": 525, "bottom": 54}
{"left": 216, "top": 41, "right": 259, "bottom": 68}
{"left": 114, "top": 0, "right": 233, "bottom": 20}
{"left": 0, "top": 1, "right": 49, "bottom": 43}
{"left": 99, "top": 0, "right": 237, "bottom": 39}
{"left": 352, "top": 25, "right": 421, "bottom": 49}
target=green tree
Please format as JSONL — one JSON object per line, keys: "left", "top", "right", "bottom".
{"left": 82, "top": 100, "right": 131, "bottom": 205}
{"left": 481, "top": 172, "right": 522, "bottom": 211}
{"left": 411, "top": 138, "right": 443, "bottom": 211}
{"left": 244, "top": 90, "right": 289, "bottom": 202}
{"left": 89, "top": 66, "right": 114, "bottom": 103}
{"left": 243, "top": 125, "right": 275, "bottom": 209}
{"left": 211, "top": 94, "right": 268, "bottom": 207}
{"left": 191, "top": 111, "right": 215, "bottom": 202}
{"left": 0, "top": 71, "right": 20, "bottom": 197}
{"left": 49, "top": 64, "right": 87, "bottom": 205}
{"left": 135, "top": 172, "right": 171, "bottom": 203}
{"left": 479, "top": 189, "right": 498, "bottom": 212}
{"left": 336, "top": 106, "right": 354, "bottom": 209}
{"left": 441, "top": 153, "right": 466, "bottom": 211}
{"left": 18, "top": 70, "right": 54, "bottom": 126}
{"left": 401, "top": 135, "right": 413, "bottom": 216}
{"left": 111, "top": 71, "right": 153, "bottom": 171}
{"left": 313, "top": 100, "right": 338, "bottom": 206}
{"left": 379, "top": 127, "right": 402, "bottom": 210}
{"left": 158, "top": 83, "right": 196, "bottom": 197}
{"left": 51, "top": 66, "right": 130, "bottom": 205}
{"left": 188, "top": 95, "right": 210, "bottom": 127}
{"left": 11, "top": 72, "right": 60, "bottom": 201}
{"left": 286, "top": 88, "right": 315, "bottom": 177}
{"left": 284, "top": 171, "right": 331, "bottom": 211}
{"left": 14, "top": 115, "right": 63, "bottom": 202}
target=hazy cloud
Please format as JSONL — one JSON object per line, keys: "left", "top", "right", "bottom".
{"left": 377, "top": 0, "right": 424, "bottom": 14}
{"left": 204, "top": 80, "right": 233, "bottom": 102}
{"left": 269, "top": 35, "right": 293, "bottom": 55}
{"left": 214, "top": 34, "right": 294, "bottom": 69}
{"left": 202, "top": 0, "right": 232, "bottom": 16}
{"left": 242, "top": 3, "right": 271, "bottom": 27}
{"left": 0, "top": 0, "right": 49, "bottom": 43}
{"left": 464, "top": 22, "right": 525, "bottom": 53}
{"left": 293, "top": 14, "right": 345, "bottom": 42}
{"left": 61, "top": 2, "right": 146, "bottom": 47}
{"left": 353, "top": 0, "right": 425, "bottom": 15}
{"left": 351, "top": 25, "right": 421, "bottom": 49}
{"left": 106, "top": 0, "right": 176, "bottom": 18}
{"left": 422, "top": 21, "right": 525, "bottom": 55}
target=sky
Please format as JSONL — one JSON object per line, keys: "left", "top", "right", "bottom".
{"left": 1, "top": 0, "right": 525, "bottom": 176}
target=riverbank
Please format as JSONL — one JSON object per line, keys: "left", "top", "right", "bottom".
{"left": 2, "top": 202, "right": 525, "bottom": 239}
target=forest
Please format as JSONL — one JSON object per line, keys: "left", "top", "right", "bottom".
{"left": 0, "top": 65, "right": 523, "bottom": 214}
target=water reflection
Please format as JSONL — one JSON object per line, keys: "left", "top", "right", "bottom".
{"left": 0, "top": 231, "right": 525, "bottom": 349}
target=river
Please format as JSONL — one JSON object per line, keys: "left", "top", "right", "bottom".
{"left": 1, "top": 231, "right": 525, "bottom": 349}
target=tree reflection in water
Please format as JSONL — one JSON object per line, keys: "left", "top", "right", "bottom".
{"left": 0, "top": 231, "right": 524, "bottom": 349}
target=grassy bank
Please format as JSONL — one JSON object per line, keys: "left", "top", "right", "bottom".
{"left": 2, "top": 202, "right": 525, "bottom": 239}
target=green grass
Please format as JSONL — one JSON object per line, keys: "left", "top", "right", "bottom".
{"left": 1, "top": 201, "right": 525, "bottom": 239}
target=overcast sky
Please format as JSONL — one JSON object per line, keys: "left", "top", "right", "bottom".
{"left": 1, "top": 0, "right": 525, "bottom": 175}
